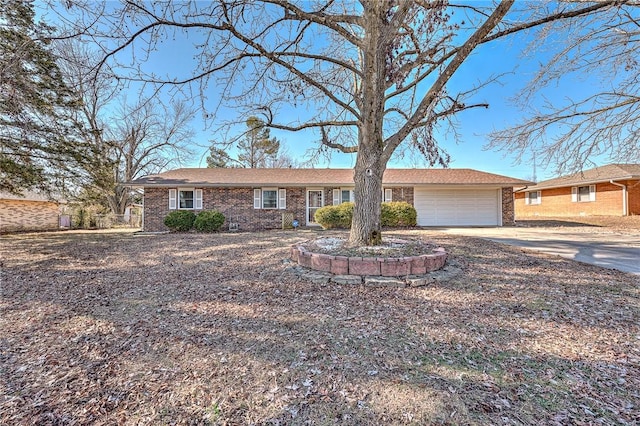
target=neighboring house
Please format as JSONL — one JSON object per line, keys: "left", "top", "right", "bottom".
{"left": 515, "top": 164, "right": 640, "bottom": 217}
{"left": 0, "top": 191, "right": 65, "bottom": 233}
{"left": 129, "top": 168, "right": 531, "bottom": 232}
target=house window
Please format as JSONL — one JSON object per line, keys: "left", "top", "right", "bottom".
{"left": 254, "top": 188, "right": 286, "bottom": 209}
{"left": 526, "top": 191, "right": 541, "bottom": 205}
{"left": 383, "top": 188, "right": 393, "bottom": 203}
{"left": 572, "top": 185, "right": 595, "bottom": 202}
{"left": 332, "top": 188, "right": 354, "bottom": 205}
{"left": 262, "top": 189, "right": 278, "bottom": 209}
{"left": 179, "top": 190, "right": 194, "bottom": 209}
{"left": 169, "top": 188, "right": 202, "bottom": 210}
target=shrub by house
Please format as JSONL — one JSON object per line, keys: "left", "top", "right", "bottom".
{"left": 315, "top": 201, "right": 416, "bottom": 229}
{"left": 164, "top": 210, "right": 196, "bottom": 231}
{"left": 194, "top": 210, "right": 225, "bottom": 232}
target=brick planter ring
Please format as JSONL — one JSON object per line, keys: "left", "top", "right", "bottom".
{"left": 290, "top": 243, "right": 448, "bottom": 277}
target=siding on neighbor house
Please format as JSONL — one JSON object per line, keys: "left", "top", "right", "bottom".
{"left": 0, "top": 199, "right": 60, "bottom": 233}
{"left": 515, "top": 180, "right": 640, "bottom": 217}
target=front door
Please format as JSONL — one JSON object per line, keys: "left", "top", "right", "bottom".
{"left": 306, "top": 189, "right": 324, "bottom": 225}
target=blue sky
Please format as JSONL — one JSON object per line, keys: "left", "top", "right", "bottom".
{"left": 155, "top": 8, "right": 603, "bottom": 182}
{"left": 41, "top": 1, "right": 618, "bottom": 182}
{"left": 182, "top": 29, "right": 582, "bottom": 181}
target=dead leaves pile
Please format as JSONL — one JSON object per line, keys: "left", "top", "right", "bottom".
{"left": 1, "top": 229, "right": 638, "bottom": 425}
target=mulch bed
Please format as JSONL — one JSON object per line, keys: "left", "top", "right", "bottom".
{"left": 298, "top": 236, "right": 437, "bottom": 257}
{"left": 1, "top": 228, "right": 638, "bottom": 425}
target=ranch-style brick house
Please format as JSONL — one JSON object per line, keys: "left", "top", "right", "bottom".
{"left": 515, "top": 164, "right": 640, "bottom": 217}
{"left": 129, "top": 168, "right": 532, "bottom": 232}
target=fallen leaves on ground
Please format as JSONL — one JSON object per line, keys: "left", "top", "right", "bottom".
{"left": 1, "top": 227, "right": 638, "bottom": 425}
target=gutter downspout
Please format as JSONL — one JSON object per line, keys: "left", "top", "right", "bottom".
{"left": 609, "top": 180, "right": 628, "bottom": 216}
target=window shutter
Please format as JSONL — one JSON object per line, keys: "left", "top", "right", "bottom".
{"left": 589, "top": 185, "right": 596, "bottom": 201}
{"left": 525, "top": 193, "right": 530, "bottom": 205}
{"left": 536, "top": 191, "right": 541, "bottom": 205}
{"left": 333, "top": 189, "right": 340, "bottom": 205}
{"left": 195, "top": 189, "right": 203, "bottom": 209}
{"left": 571, "top": 187, "right": 578, "bottom": 202}
{"left": 253, "top": 189, "right": 261, "bottom": 209}
{"left": 279, "top": 189, "right": 286, "bottom": 209}
{"left": 169, "top": 189, "right": 177, "bottom": 209}
{"left": 384, "top": 188, "right": 393, "bottom": 203}
{"left": 349, "top": 190, "right": 354, "bottom": 202}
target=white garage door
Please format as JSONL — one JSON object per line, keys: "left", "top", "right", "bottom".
{"left": 414, "top": 188, "right": 500, "bottom": 226}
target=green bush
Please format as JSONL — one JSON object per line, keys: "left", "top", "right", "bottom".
{"left": 381, "top": 201, "right": 417, "bottom": 227}
{"left": 314, "top": 202, "right": 354, "bottom": 229}
{"left": 194, "top": 210, "right": 226, "bottom": 232}
{"left": 314, "top": 201, "right": 416, "bottom": 229}
{"left": 164, "top": 210, "right": 196, "bottom": 232}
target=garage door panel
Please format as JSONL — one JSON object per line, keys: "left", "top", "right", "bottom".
{"left": 415, "top": 188, "right": 499, "bottom": 226}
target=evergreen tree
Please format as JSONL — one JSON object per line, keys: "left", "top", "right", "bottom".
{"left": 237, "top": 116, "right": 280, "bottom": 168}
{"left": 206, "top": 146, "right": 234, "bottom": 168}
{"left": 0, "top": 0, "right": 78, "bottom": 195}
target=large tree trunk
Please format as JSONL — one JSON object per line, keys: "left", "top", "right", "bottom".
{"left": 348, "top": 2, "right": 386, "bottom": 246}
{"left": 350, "top": 143, "right": 386, "bottom": 246}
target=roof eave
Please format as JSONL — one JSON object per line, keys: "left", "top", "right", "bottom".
{"left": 521, "top": 175, "right": 640, "bottom": 192}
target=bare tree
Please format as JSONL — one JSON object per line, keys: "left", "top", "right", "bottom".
{"left": 488, "top": 3, "right": 640, "bottom": 175}
{"left": 55, "top": 40, "right": 195, "bottom": 215}
{"left": 57, "top": 0, "right": 625, "bottom": 244}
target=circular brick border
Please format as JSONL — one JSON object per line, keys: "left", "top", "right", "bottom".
{"left": 290, "top": 240, "right": 448, "bottom": 277}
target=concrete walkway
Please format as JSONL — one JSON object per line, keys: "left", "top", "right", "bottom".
{"left": 441, "top": 227, "right": 640, "bottom": 275}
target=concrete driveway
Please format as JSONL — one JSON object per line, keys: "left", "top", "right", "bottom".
{"left": 441, "top": 227, "right": 640, "bottom": 275}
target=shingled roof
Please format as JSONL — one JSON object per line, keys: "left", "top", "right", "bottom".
{"left": 516, "top": 164, "right": 640, "bottom": 192}
{"left": 129, "top": 168, "right": 531, "bottom": 187}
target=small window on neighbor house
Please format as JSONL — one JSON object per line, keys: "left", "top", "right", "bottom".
{"left": 577, "top": 186, "right": 590, "bottom": 202}
{"left": 526, "top": 191, "right": 541, "bottom": 205}
{"left": 573, "top": 185, "right": 595, "bottom": 202}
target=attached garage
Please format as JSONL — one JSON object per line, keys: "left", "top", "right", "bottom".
{"left": 414, "top": 187, "right": 501, "bottom": 226}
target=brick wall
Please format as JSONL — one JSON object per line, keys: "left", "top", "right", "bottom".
{"left": 204, "top": 187, "right": 307, "bottom": 230}
{"left": 144, "top": 187, "right": 310, "bottom": 232}
{"left": 0, "top": 199, "right": 60, "bottom": 232}
{"left": 514, "top": 181, "right": 636, "bottom": 217}
{"left": 143, "top": 186, "right": 417, "bottom": 232}
{"left": 501, "top": 187, "right": 515, "bottom": 226}
{"left": 390, "top": 187, "right": 414, "bottom": 204}
{"left": 627, "top": 180, "right": 640, "bottom": 215}
{"left": 143, "top": 188, "right": 171, "bottom": 232}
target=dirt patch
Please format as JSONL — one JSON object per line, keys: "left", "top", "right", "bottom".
{"left": 1, "top": 229, "right": 638, "bottom": 425}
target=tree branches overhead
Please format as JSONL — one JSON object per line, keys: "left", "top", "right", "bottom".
{"left": 488, "top": 1, "right": 640, "bottom": 174}
{"left": 58, "top": 0, "right": 628, "bottom": 169}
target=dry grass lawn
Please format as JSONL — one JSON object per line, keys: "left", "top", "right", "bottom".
{"left": 1, "top": 225, "right": 638, "bottom": 425}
